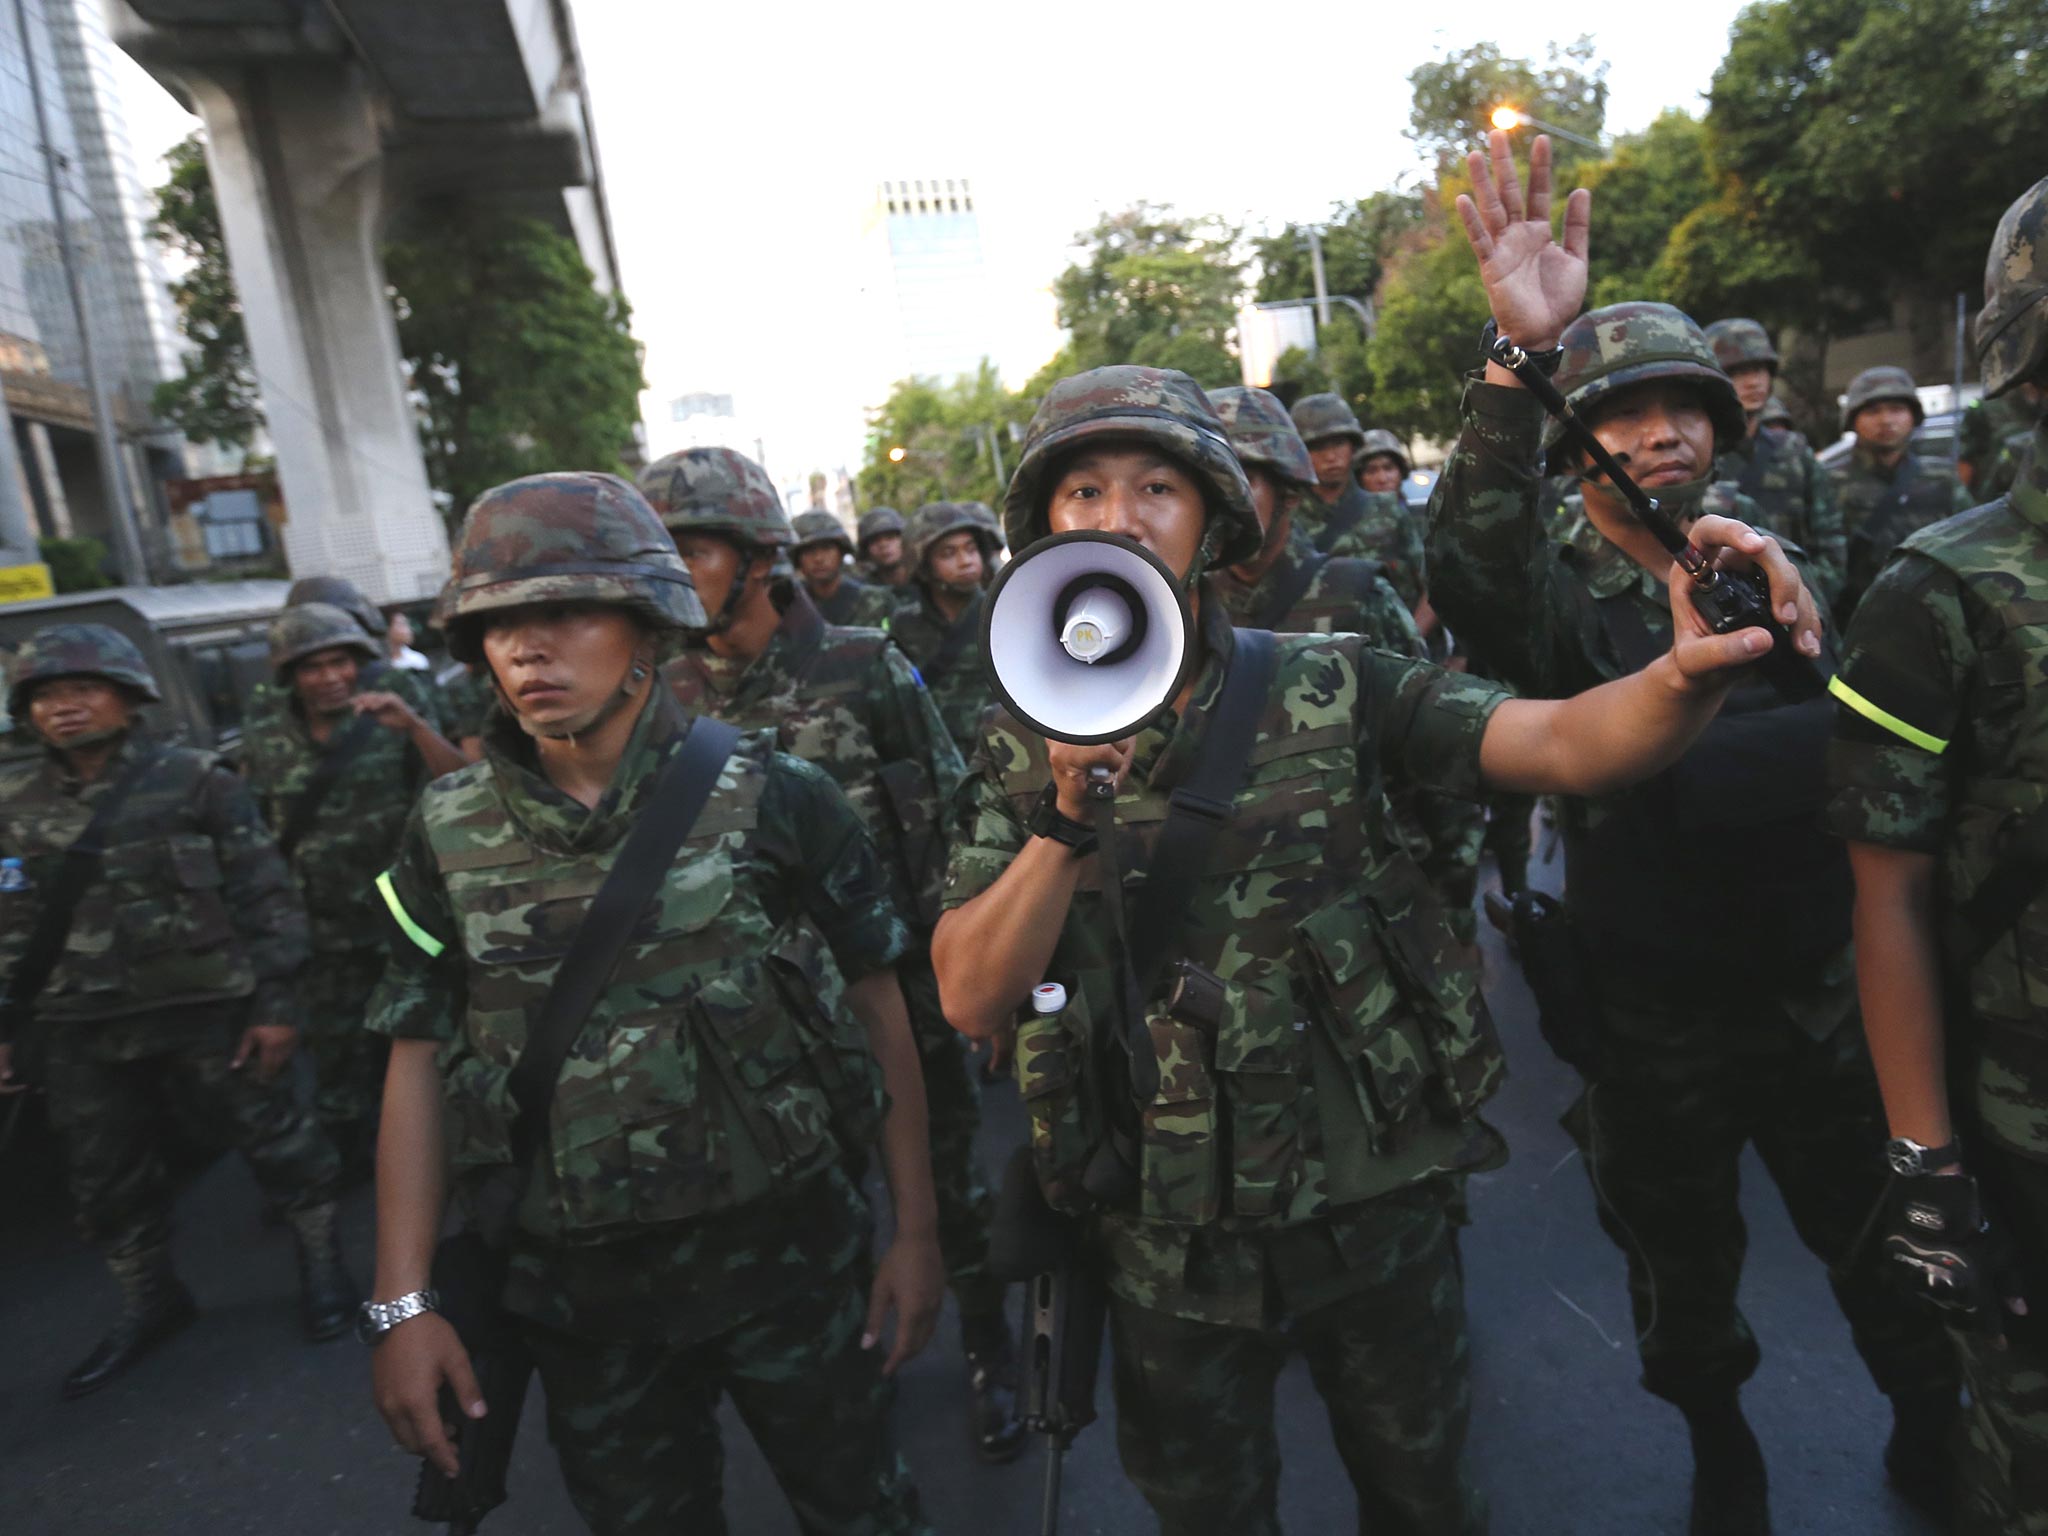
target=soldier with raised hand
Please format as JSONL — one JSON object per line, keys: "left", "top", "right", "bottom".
{"left": 1825, "top": 172, "right": 2048, "bottom": 1536}
{"left": 1704, "top": 318, "right": 1846, "bottom": 606}
{"left": 655, "top": 447, "right": 1023, "bottom": 1463}
{"left": 793, "top": 509, "right": 898, "bottom": 628}
{"left": 1830, "top": 365, "right": 1975, "bottom": 622}
{"left": 856, "top": 506, "right": 912, "bottom": 589}
{"left": 887, "top": 503, "right": 1005, "bottom": 758}
{"left": 1287, "top": 392, "right": 1427, "bottom": 602}
{"left": 0, "top": 624, "right": 357, "bottom": 1397}
{"left": 935, "top": 356, "right": 1822, "bottom": 1535}
{"left": 1431, "top": 130, "right": 1960, "bottom": 1534}
{"left": 241, "top": 602, "right": 466, "bottom": 1174}
{"left": 364, "top": 473, "right": 940, "bottom": 1535}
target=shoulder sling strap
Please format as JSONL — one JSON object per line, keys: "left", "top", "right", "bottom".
{"left": 275, "top": 713, "right": 383, "bottom": 859}
{"left": 506, "top": 715, "right": 744, "bottom": 1166}
{"left": 0, "top": 745, "right": 165, "bottom": 1037}
{"left": 1247, "top": 552, "right": 1327, "bottom": 633}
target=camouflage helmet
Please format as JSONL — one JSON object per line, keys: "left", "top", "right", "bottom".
{"left": 1840, "top": 366, "right": 1924, "bottom": 435}
{"left": 1761, "top": 394, "right": 1796, "bottom": 430}
{"left": 1976, "top": 174, "right": 2048, "bottom": 399}
{"left": 1003, "top": 365, "right": 1261, "bottom": 568}
{"left": 1549, "top": 302, "right": 1747, "bottom": 453}
{"left": 790, "top": 510, "right": 855, "bottom": 556}
{"left": 637, "top": 447, "right": 794, "bottom": 548}
{"left": 1353, "top": 428, "right": 1412, "bottom": 480}
{"left": 1288, "top": 392, "right": 1367, "bottom": 448}
{"left": 1703, "top": 318, "right": 1780, "bottom": 373}
{"left": 856, "top": 506, "right": 906, "bottom": 552}
{"left": 8, "top": 622, "right": 162, "bottom": 718}
{"left": 906, "top": 502, "right": 1003, "bottom": 577}
{"left": 269, "top": 601, "right": 378, "bottom": 683}
{"left": 434, "top": 472, "right": 706, "bottom": 664}
{"left": 286, "top": 574, "right": 385, "bottom": 637}
{"left": 1209, "top": 386, "right": 1316, "bottom": 492}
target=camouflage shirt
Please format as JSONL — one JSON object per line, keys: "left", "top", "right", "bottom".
{"left": 1210, "top": 526, "right": 1421, "bottom": 650}
{"left": 810, "top": 573, "right": 898, "bottom": 630}
{"left": 242, "top": 660, "right": 449, "bottom": 746}
{"left": 0, "top": 730, "right": 308, "bottom": 1029}
{"left": 1830, "top": 444, "right": 1975, "bottom": 621}
{"left": 887, "top": 587, "right": 993, "bottom": 758}
{"left": 441, "top": 667, "right": 497, "bottom": 743}
{"left": 1294, "top": 483, "right": 1426, "bottom": 606}
{"left": 241, "top": 694, "right": 422, "bottom": 955}
{"left": 1824, "top": 421, "right": 2048, "bottom": 1163}
{"left": 368, "top": 688, "right": 908, "bottom": 1340}
{"left": 1714, "top": 425, "right": 1846, "bottom": 606}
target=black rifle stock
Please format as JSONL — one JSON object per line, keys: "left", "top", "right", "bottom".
{"left": 410, "top": 1229, "right": 533, "bottom": 1534}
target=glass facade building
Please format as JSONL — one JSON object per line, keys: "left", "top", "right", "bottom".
{"left": 872, "top": 177, "right": 994, "bottom": 386}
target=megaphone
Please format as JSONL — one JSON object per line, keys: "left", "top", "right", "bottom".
{"left": 981, "top": 531, "right": 1195, "bottom": 745}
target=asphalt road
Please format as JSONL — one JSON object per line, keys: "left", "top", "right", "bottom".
{"left": 0, "top": 857, "right": 1940, "bottom": 1535}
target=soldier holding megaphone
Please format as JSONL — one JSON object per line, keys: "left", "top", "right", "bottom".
{"left": 931, "top": 363, "right": 1823, "bottom": 1534}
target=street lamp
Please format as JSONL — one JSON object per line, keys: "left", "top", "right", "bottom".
{"left": 1488, "top": 104, "right": 1604, "bottom": 152}
{"left": 888, "top": 445, "right": 908, "bottom": 463}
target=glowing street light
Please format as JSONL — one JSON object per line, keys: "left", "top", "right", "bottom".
{"left": 887, "top": 445, "right": 907, "bottom": 463}
{"left": 1486, "top": 103, "right": 1604, "bottom": 151}
{"left": 1491, "top": 104, "right": 1523, "bottom": 131}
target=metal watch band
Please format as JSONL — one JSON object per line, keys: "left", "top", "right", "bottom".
{"left": 355, "top": 1288, "right": 440, "bottom": 1344}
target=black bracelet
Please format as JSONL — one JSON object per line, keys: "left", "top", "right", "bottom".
{"left": 1480, "top": 318, "right": 1566, "bottom": 377}
{"left": 1028, "top": 782, "right": 1098, "bottom": 855}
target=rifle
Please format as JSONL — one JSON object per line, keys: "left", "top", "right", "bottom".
{"left": 410, "top": 1227, "right": 531, "bottom": 1534}
{"left": 1484, "top": 329, "right": 1825, "bottom": 703}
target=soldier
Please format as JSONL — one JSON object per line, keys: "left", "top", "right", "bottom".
{"left": 241, "top": 603, "right": 466, "bottom": 1173}
{"left": 244, "top": 574, "right": 449, "bottom": 740}
{"left": 1824, "top": 172, "right": 2048, "bottom": 1536}
{"left": 0, "top": 624, "right": 357, "bottom": 1396}
{"left": 1830, "top": 364, "right": 1974, "bottom": 622}
{"left": 887, "top": 503, "right": 1004, "bottom": 758}
{"left": 1432, "top": 132, "right": 1960, "bottom": 1533}
{"left": 1353, "top": 427, "right": 1412, "bottom": 496}
{"left": 1287, "top": 391, "right": 1427, "bottom": 601}
{"left": 1759, "top": 394, "right": 1799, "bottom": 436}
{"left": 363, "top": 472, "right": 941, "bottom": 1534}
{"left": 1958, "top": 380, "right": 2044, "bottom": 503}
{"left": 793, "top": 509, "right": 898, "bottom": 628}
{"left": 1704, "top": 318, "right": 1847, "bottom": 606}
{"left": 856, "top": 506, "right": 912, "bottom": 589}
{"left": 960, "top": 501, "right": 1007, "bottom": 585}
{"left": 934, "top": 360, "right": 1822, "bottom": 1536}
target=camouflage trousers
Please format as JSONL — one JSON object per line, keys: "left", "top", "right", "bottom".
{"left": 903, "top": 961, "right": 1000, "bottom": 1321}
{"left": 302, "top": 947, "right": 390, "bottom": 1156}
{"left": 43, "top": 1001, "right": 341, "bottom": 1259}
{"left": 1108, "top": 1184, "right": 1485, "bottom": 1536}
{"left": 1561, "top": 982, "right": 1957, "bottom": 1409}
{"left": 521, "top": 1263, "right": 931, "bottom": 1536}
{"left": 1951, "top": 1143, "right": 2048, "bottom": 1536}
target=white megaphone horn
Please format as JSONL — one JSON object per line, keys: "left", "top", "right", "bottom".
{"left": 981, "top": 531, "right": 1196, "bottom": 745}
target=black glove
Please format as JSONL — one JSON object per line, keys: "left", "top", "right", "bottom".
{"left": 1882, "top": 1170, "right": 2024, "bottom": 1331}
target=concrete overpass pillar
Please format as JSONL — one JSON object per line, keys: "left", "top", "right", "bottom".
{"left": 175, "top": 61, "right": 449, "bottom": 603}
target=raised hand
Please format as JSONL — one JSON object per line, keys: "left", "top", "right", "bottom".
{"left": 1454, "top": 130, "right": 1590, "bottom": 352}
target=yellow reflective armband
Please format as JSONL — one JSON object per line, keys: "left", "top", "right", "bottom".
{"left": 376, "top": 870, "right": 446, "bottom": 957}
{"left": 1828, "top": 675, "right": 1949, "bottom": 755}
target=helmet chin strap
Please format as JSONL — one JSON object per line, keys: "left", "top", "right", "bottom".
{"left": 501, "top": 652, "right": 655, "bottom": 744}
{"left": 48, "top": 723, "right": 128, "bottom": 753}
{"left": 697, "top": 547, "right": 766, "bottom": 638}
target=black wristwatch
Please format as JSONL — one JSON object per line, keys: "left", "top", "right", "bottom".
{"left": 1480, "top": 318, "right": 1566, "bottom": 376}
{"left": 1886, "top": 1136, "right": 1963, "bottom": 1179}
{"left": 1028, "top": 782, "right": 1097, "bottom": 855}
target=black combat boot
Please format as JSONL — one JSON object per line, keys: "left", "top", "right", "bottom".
{"left": 287, "top": 1201, "right": 360, "bottom": 1342}
{"left": 1681, "top": 1394, "right": 1771, "bottom": 1536}
{"left": 1883, "top": 1389, "right": 1959, "bottom": 1527}
{"left": 63, "top": 1246, "right": 197, "bottom": 1399}
{"left": 960, "top": 1310, "right": 1028, "bottom": 1464}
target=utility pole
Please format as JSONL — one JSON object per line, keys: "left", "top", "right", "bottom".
{"left": 11, "top": 0, "right": 148, "bottom": 586}
{"left": 1308, "top": 228, "right": 1331, "bottom": 328}
{"left": 1953, "top": 291, "right": 1968, "bottom": 469}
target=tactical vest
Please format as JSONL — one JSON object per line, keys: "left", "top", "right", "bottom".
{"left": 0, "top": 746, "right": 253, "bottom": 1018}
{"left": 890, "top": 592, "right": 988, "bottom": 754}
{"left": 997, "top": 634, "right": 1503, "bottom": 1229}
{"left": 422, "top": 734, "right": 883, "bottom": 1240}
{"left": 1840, "top": 453, "right": 1966, "bottom": 607}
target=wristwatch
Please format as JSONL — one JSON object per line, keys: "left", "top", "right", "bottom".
{"left": 1480, "top": 318, "right": 1566, "bottom": 376}
{"left": 1028, "top": 782, "right": 1097, "bottom": 855}
{"left": 1885, "top": 1136, "right": 1963, "bottom": 1179}
{"left": 355, "top": 1289, "right": 440, "bottom": 1345}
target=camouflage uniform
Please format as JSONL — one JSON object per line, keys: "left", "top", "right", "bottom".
{"left": 1428, "top": 306, "right": 1958, "bottom": 1473}
{"left": 1830, "top": 366, "right": 1976, "bottom": 622}
{"left": 241, "top": 603, "right": 425, "bottom": 1159}
{"left": 441, "top": 665, "right": 497, "bottom": 744}
{"left": 1288, "top": 394, "right": 1427, "bottom": 599}
{"left": 242, "top": 574, "right": 449, "bottom": 744}
{"left": 369, "top": 472, "right": 930, "bottom": 1535}
{"left": 855, "top": 506, "right": 911, "bottom": 589}
{"left": 1824, "top": 175, "right": 2048, "bottom": 1536}
{"left": 887, "top": 504, "right": 1003, "bottom": 758}
{"left": 792, "top": 510, "right": 899, "bottom": 629}
{"left": 954, "top": 365, "right": 1511, "bottom": 1533}
{"left": 0, "top": 625, "right": 351, "bottom": 1389}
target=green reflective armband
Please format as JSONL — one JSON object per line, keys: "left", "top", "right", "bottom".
{"left": 376, "top": 870, "right": 446, "bottom": 957}
{"left": 1829, "top": 675, "right": 1949, "bottom": 755}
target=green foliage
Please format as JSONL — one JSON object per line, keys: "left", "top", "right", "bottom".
{"left": 386, "top": 218, "right": 646, "bottom": 522}
{"left": 1406, "top": 38, "right": 1608, "bottom": 169}
{"left": 149, "top": 134, "right": 264, "bottom": 460}
{"left": 1049, "top": 206, "right": 1244, "bottom": 390}
{"left": 1252, "top": 193, "right": 1424, "bottom": 306}
{"left": 1570, "top": 112, "right": 1714, "bottom": 307}
{"left": 38, "top": 536, "right": 111, "bottom": 594}
{"left": 1368, "top": 171, "right": 1494, "bottom": 443}
{"left": 857, "top": 362, "right": 1032, "bottom": 510}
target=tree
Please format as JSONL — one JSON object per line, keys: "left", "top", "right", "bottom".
{"left": 386, "top": 218, "right": 646, "bottom": 522}
{"left": 1406, "top": 38, "right": 1608, "bottom": 170}
{"left": 1367, "top": 175, "right": 1494, "bottom": 444}
{"left": 1252, "top": 192, "right": 1424, "bottom": 307}
{"left": 1046, "top": 206, "right": 1244, "bottom": 390}
{"left": 1569, "top": 111, "right": 1714, "bottom": 308}
{"left": 857, "top": 362, "right": 1031, "bottom": 511}
{"left": 149, "top": 133, "right": 265, "bottom": 461}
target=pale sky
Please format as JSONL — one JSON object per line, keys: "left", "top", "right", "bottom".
{"left": 110, "top": 0, "right": 1753, "bottom": 491}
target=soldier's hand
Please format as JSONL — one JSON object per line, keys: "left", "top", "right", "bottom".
{"left": 0, "top": 1041, "right": 23, "bottom": 1094}
{"left": 372, "top": 1311, "right": 486, "bottom": 1480}
{"left": 1454, "top": 130, "right": 1590, "bottom": 353}
{"left": 352, "top": 690, "right": 419, "bottom": 735}
{"left": 231, "top": 1022, "right": 296, "bottom": 1081}
{"left": 1664, "top": 515, "right": 1824, "bottom": 686}
{"left": 864, "top": 1230, "right": 943, "bottom": 1376}
{"left": 1883, "top": 1170, "right": 2030, "bottom": 1344}
{"left": 1047, "top": 738, "right": 1134, "bottom": 821}
{"left": 977, "top": 1021, "right": 1016, "bottom": 1079}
